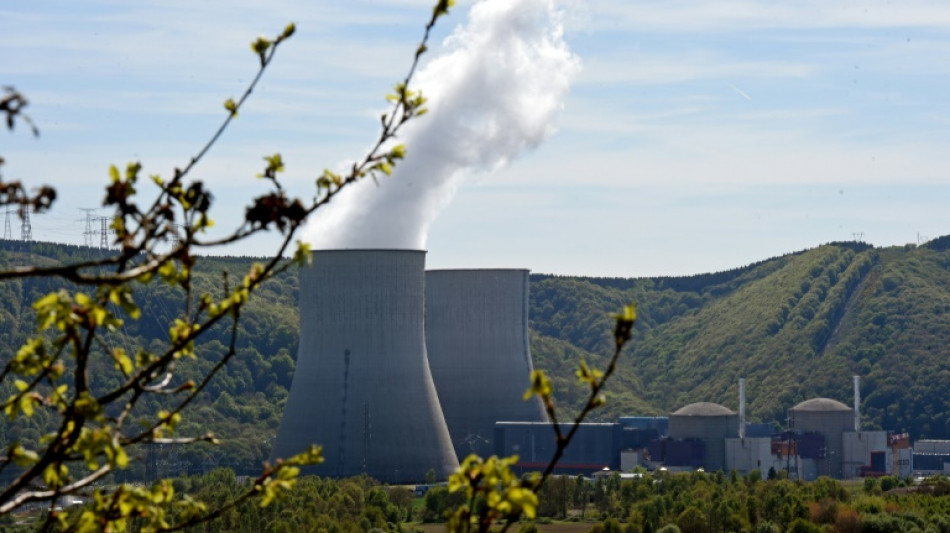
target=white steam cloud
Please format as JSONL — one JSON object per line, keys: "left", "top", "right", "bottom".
{"left": 304, "top": 0, "right": 578, "bottom": 250}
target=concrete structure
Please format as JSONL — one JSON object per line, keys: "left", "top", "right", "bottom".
{"left": 744, "top": 423, "right": 775, "bottom": 438}
{"left": 914, "top": 440, "right": 950, "bottom": 454}
{"left": 853, "top": 376, "right": 861, "bottom": 432}
{"left": 725, "top": 437, "right": 786, "bottom": 476}
{"left": 669, "top": 402, "right": 740, "bottom": 472}
{"left": 894, "top": 448, "right": 913, "bottom": 477}
{"left": 620, "top": 450, "right": 641, "bottom": 471}
{"left": 842, "top": 431, "right": 888, "bottom": 478}
{"left": 913, "top": 452, "right": 950, "bottom": 475}
{"left": 912, "top": 442, "right": 950, "bottom": 476}
{"left": 494, "top": 422, "right": 622, "bottom": 475}
{"left": 271, "top": 250, "right": 458, "bottom": 482}
{"left": 425, "top": 269, "right": 546, "bottom": 460}
{"left": 618, "top": 417, "right": 669, "bottom": 436}
{"left": 648, "top": 437, "right": 705, "bottom": 469}
{"left": 739, "top": 379, "right": 747, "bottom": 438}
{"left": 789, "top": 398, "right": 854, "bottom": 479}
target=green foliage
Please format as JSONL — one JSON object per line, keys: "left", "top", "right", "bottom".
{"left": 157, "top": 470, "right": 415, "bottom": 532}
{"left": 0, "top": 245, "right": 302, "bottom": 471}
{"left": 549, "top": 472, "right": 950, "bottom": 533}
{"left": 530, "top": 242, "right": 950, "bottom": 438}
{"left": 423, "top": 485, "right": 465, "bottom": 523}
{"left": 0, "top": 0, "right": 457, "bottom": 529}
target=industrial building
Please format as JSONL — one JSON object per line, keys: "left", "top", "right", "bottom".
{"left": 425, "top": 269, "right": 546, "bottom": 460}
{"left": 787, "top": 397, "right": 854, "bottom": 478}
{"left": 489, "top": 377, "right": 929, "bottom": 480}
{"left": 494, "top": 422, "right": 623, "bottom": 476}
{"left": 271, "top": 250, "right": 458, "bottom": 483}
{"left": 722, "top": 378, "right": 913, "bottom": 479}
{"left": 667, "top": 402, "right": 739, "bottom": 472}
{"left": 619, "top": 417, "right": 668, "bottom": 451}
{"left": 724, "top": 437, "right": 787, "bottom": 476}
{"left": 912, "top": 440, "right": 950, "bottom": 475}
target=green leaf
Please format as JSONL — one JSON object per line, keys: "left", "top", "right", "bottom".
{"left": 125, "top": 161, "right": 142, "bottom": 181}
{"left": 112, "top": 348, "right": 133, "bottom": 375}
{"left": 613, "top": 302, "right": 637, "bottom": 349}
{"left": 282, "top": 22, "right": 296, "bottom": 39}
{"left": 251, "top": 36, "right": 271, "bottom": 62}
{"left": 293, "top": 241, "right": 312, "bottom": 267}
{"left": 10, "top": 443, "right": 39, "bottom": 466}
{"left": 523, "top": 369, "right": 552, "bottom": 400}
{"left": 224, "top": 98, "right": 238, "bottom": 116}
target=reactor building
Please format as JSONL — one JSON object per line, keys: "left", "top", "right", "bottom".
{"left": 788, "top": 398, "right": 854, "bottom": 479}
{"left": 667, "top": 402, "right": 739, "bottom": 472}
{"left": 425, "top": 269, "right": 547, "bottom": 460}
{"left": 270, "top": 250, "right": 458, "bottom": 483}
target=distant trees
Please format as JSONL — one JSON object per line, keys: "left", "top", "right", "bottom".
{"left": 524, "top": 471, "right": 950, "bottom": 533}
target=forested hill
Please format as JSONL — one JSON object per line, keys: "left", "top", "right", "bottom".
{"left": 0, "top": 239, "right": 947, "bottom": 474}
{"left": 0, "top": 241, "right": 300, "bottom": 475}
{"left": 529, "top": 240, "right": 949, "bottom": 440}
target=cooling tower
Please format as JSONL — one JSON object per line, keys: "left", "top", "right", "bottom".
{"left": 425, "top": 269, "right": 547, "bottom": 460}
{"left": 271, "top": 250, "right": 458, "bottom": 482}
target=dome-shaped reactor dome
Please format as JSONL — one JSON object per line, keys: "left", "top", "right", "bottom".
{"left": 790, "top": 398, "right": 851, "bottom": 412}
{"left": 672, "top": 402, "right": 736, "bottom": 417}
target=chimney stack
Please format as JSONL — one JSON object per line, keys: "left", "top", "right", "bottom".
{"left": 738, "top": 378, "right": 746, "bottom": 438}
{"left": 853, "top": 375, "right": 861, "bottom": 432}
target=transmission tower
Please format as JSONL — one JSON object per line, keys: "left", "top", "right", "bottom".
{"left": 20, "top": 206, "right": 32, "bottom": 242}
{"left": 78, "top": 208, "right": 97, "bottom": 248}
{"left": 851, "top": 232, "right": 864, "bottom": 242}
{"left": 98, "top": 216, "right": 110, "bottom": 248}
{"left": 170, "top": 223, "right": 182, "bottom": 247}
{"left": 3, "top": 208, "right": 11, "bottom": 240}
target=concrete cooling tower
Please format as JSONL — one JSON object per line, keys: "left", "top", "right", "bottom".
{"left": 271, "top": 250, "right": 458, "bottom": 483}
{"left": 425, "top": 269, "right": 547, "bottom": 460}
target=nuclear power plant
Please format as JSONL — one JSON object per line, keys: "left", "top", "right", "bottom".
{"left": 271, "top": 250, "right": 458, "bottom": 483}
{"left": 495, "top": 377, "right": 937, "bottom": 480}
{"left": 425, "top": 269, "right": 547, "bottom": 460}
{"left": 272, "top": 252, "right": 944, "bottom": 481}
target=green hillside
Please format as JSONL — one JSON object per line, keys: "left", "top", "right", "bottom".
{"left": 0, "top": 238, "right": 946, "bottom": 476}
{"left": 529, "top": 241, "right": 949, "bottom": 440}
{"left": 0, "top": 241, "right": 299, "bottom": 475}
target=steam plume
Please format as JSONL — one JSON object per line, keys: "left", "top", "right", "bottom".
{"left": 304, "top": 0, "right": 578, "bottom": 250}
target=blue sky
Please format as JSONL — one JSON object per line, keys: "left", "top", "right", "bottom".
{"left": 3, "top": 1, "right": 949, "bottom": 276}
